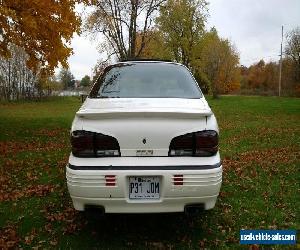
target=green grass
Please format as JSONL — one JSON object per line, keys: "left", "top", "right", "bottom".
{"left": 0, "top": 96, "right": 299, "bottom": 249}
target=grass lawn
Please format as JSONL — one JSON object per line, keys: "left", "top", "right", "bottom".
{"left": 0, "top": 96, "right": 299, "bottom": 249}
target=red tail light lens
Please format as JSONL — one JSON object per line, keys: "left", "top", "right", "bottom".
{"left": 169, "top": 130, "right": 218, "bottom": 157}
{"left": 71, "top": 131, "right": 120, "bottom": 157}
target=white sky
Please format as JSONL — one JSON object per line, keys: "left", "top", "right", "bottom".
{"left": 66, "top": 0, "right": 300, "bottom": 80}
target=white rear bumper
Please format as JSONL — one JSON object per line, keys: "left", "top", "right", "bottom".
{"left": 69, "top": 195, "right": 219, "bottom": 213}
{"left": 66, "top": 156, "right": 222, "bottom": 213}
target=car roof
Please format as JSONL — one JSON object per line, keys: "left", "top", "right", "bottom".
{"left": 112, "top": 60, "right": 183, "bottom": 67}
{"left": 121, "top": 59, "right": 172, "bottom": 62}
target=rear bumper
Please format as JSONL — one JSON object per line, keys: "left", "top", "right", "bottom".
{"left": 66, "top": 156, "right": 222, "bottom": 213}
{"left": 70, "top": 195, "right": 219, "bottom": 213}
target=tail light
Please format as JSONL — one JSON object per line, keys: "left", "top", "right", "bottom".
{"left": 71, "top": 131, "right": 94, "bottom": 157}
{"left": 195, "top": 130, "right": 218, "bottom": 156}
{"left": 71, "top": 130, "right": 120, "bottom": 157}
{"left": 95, "top": 133, "right": 120, "bottom": 157}
{"left": 169, "top": 130, "right": 218, "bottom": 157}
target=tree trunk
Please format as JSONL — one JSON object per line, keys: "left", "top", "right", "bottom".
{"left": 128, "top": 0, "right": 138, "bottom": 58}
{"left": 212, "top": 89, "right": 220, "bottom": 99}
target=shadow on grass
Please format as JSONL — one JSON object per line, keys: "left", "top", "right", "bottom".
{"left": 80, "top": 212, "right": 212, "bottom": 248}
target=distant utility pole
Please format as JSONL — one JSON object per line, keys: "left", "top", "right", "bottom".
{"left": 278, "top": 25, "right": 283, "bottom": 97}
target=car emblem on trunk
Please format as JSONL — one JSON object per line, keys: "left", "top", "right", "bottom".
{"left": 142, "top": 138, "right": 147, "bottom": 144}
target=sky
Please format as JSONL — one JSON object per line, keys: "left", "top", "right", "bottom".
{"left": 66, "top": 0, "right": 300, "bottom": 80}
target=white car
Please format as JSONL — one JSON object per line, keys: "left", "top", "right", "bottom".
{"left": 66, "top": 61, "right": 222, "bottom": 214}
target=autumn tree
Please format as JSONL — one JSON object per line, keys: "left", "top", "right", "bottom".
{"left": 195, "top": 29, "right": 240, "bottom": 98}
{"left": 282, "top": 58, "right": 300, "bottom": 96}
{"left": 157, "top": 0, "right": 208, "bottom": 66}
{"left": 247, "top": 60, "right": 266, "bottom": 90}
{"left": 58, "top": 68, "right": 75, "bottom": 89}
{"left": 85, "top": 0, "right": 166, "bottom": 60}
{"left": 139, "top": 1, "right": 240, "bottom": 97}
{"left": 0, "top": 0, "right": 86, "bottom": 75}
{"left": 239, "top": 58, "right": 299, "bottom": 97}
{"left": 244, "top": 60, "right": 279, "bottom": 94}
{"left": 264, "top": 62, "right": 278, "bottom": 91}
{"left": 37, "top": 76, "right": 63, "bottom": 97}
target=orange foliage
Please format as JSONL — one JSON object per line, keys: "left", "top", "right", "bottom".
{"left": 225, "top": 82, "right": 240, "bottom": 93}
{"left": 295, "top": 84, "right": 300, "bottom": 96}
{"left": 0, "top": 0, "right": 88, "bottom": 75}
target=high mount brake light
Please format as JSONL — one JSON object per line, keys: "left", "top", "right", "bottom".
{"left": 71, "top": 131, "right": 120, "bottom": 157}
{"left": 169, "top": 130, "right": 218, "bottom": 157}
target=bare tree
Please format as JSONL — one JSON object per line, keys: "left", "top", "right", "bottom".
{"left": 85, "top": 0, "right": 166, "bottom": 60}
{"left": 0, "top": 44, "right": 57, "bottom": 101}
{"left": 285, "top": 27, "right": 300, "bottom": 82}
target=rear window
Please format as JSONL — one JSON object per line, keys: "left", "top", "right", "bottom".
{"left": 90, "top": 62, "right": 202, "bottom": 99}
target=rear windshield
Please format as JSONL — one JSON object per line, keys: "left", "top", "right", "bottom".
{"left": 90, "top": 62, "right": 202, "bottom": 99}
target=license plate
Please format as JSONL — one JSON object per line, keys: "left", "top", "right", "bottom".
{"left": 129, "top": 176, "right": 160, "bottom": 199}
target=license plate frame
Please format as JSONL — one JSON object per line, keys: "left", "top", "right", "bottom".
{"left": 129, "top": 176, "right": 160, "bottom": 200}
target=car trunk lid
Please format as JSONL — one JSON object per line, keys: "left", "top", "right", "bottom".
{"left": 74, "top": 98, "right": 212, "bottom": 156}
